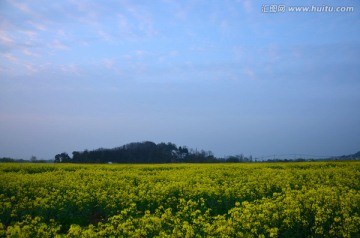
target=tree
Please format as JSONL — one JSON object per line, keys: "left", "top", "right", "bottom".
{"left": 54, "top": 153, "right": 71, "bottom": 163}
{"left": 30, "top": 156, "right": 37, "bottom": 163}
{"left": 226, "top": 156, "right": 240, "bottom": 163}
{"left": 0, "top": 157, "right": 15, "bottom": 163}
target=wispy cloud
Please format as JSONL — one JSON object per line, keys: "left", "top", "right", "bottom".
{"left": 102, "top": 58, "right": 114, "bottom": 69}
{"left": 0, "top": 31, "right": 14, "bottom": 46}
{"left": 19, "top": 30, "right": 37, "bottom": 40}
{"left": 268, "top": 44, "right": 280, "bottom": 63}
{"left": 24, "top": 63, "right": 39, "bottom": 73}
{"left": 60, "top": 64, "right": 79, "bottom": 74}
{"left": 64, "top": 1, "right": 159, "bottom": 43}
{"left": 9, "top": 1, "right": 33, "bottom": 15}
{"left": 162, "top": 0, "right": 190, "bottom": 20}
{"left": 125, "top": 4, "right": 158, "bottom": 38}
{"left": 123, "top": 50, "right": 151, "bottom": 62}
{"left": 117, "top": 14, "right": 129, "bottom": 30}
{"left": 157, "top": 50, "right": 178, "bottom": 63}
{"left": 21, "top": 48, "right": 38, "bottom": 57}
{"left": 9, "top": 1, "right": 49, "bottom": 30}
{"left": 241, "top": 0, "right": 252, "bottom": 13}
{"left": 27, "top": 21, "right": 47, "bottom": 31}
{"left": 101, "top": 58, "right": 122, "bottom": 75}
{"left": 68, "top": 1, "right": 101, "bottom": 27}
{"left": 47, "top": 39, "right": 69, "bottom": 50}
{"left": 1, "top": 53, "right": 18, "bottom": 63}
{"left": 0, "top": 1, "right": 48, "bottom": 61}
{"left": 244, "top": 68, "right": 256, "bottom": 80}
{"left": 97, "top": 30, "right": 113, "bottom": 42}
{"left": 117, "top": 14, "right": 134, "bottom": 40}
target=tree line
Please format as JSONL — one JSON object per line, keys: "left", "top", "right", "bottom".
{"left": 53, "top": 142, "right": 360, "bottom": 164}
{"left": 54, "top": 141, "right": 219, "bottom": 164}
{"left": 1, "top": 142, "right": 359, "bottom": 163}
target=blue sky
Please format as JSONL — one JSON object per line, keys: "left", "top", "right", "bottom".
{"left": 1, "top": 0, "right": 359, "bottom": 160}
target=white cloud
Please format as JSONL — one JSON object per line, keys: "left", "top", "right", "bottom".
{"left": 67, "top": 0, "right": 106, "bottom": 28}
{"left": 28, "top": 21, "right": 47, "bottom": 31}
{"left": 101, "top": 58, "right": 122, "bottom": 75}
{"left": 220, "top": 20, "right": 229, "bottom": 30}
{"left": 244, "top": 68, "right": 256, "bottom": 80}
{"left": 158, "top": 50, "right": 178, "bottom": 63}
{"left": 1, "top": 53, "right": 18, "bottom": 63}
{"left": 117, "top": 14, "right": 129, "bottom": 30}
{"left": 162, "top": 0, "right": 189, "bottom": 20}
{"left": 135, "top": 50, "right": 148, "bottom": 57}
{"left": 102, "top": 58, "right": 114, "bottom": 69}
{"left": 241, "top": 0, "right": 252, "bottom": 13}
{"left": 60, "top": 64, "right": 79, "bottom": 74}
{"left": 21, "top": 48, "right": 38, "bottom": 57}
{"left": 19, "top": 30, "right": 37, "bottom": 40}
{"left": 97, "top": 30, "right": 113, "bottom": 42}
{"left": 0, "top": 31, "right": 14, "bottom": 45}
{"left": 47, "top": 39, "right": 69, "bottom": 50}
{"left": 9, "top": 1, "right": 46, "bottom": 28}
{"left": 9, "top": 1, "right": 33, "bottom": 15}
{"left": 267, "top": 44, "right": 280, "bottom": 64}
{"left": 126, "top": 4, "right": 157, "bottom": 38}
{"left": 117, "top": 14, "right": 134, "bottom": 40}
{"left": 123, "top": 50, "right": 150, "bottom": 62}
{"left": 24, "top": 63, "right": 39, "bottom": 73}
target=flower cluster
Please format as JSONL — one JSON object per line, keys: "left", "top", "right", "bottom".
{"left": 0, "top": 162, "right": 359, "bottom": 237}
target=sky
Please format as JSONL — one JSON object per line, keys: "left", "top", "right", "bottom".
{"left": 1, "top": 0, "right": 360, "bottom": 160}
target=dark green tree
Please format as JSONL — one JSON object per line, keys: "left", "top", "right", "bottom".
{"left": 54, "top": 153, "right": 71, "bottom": 163}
